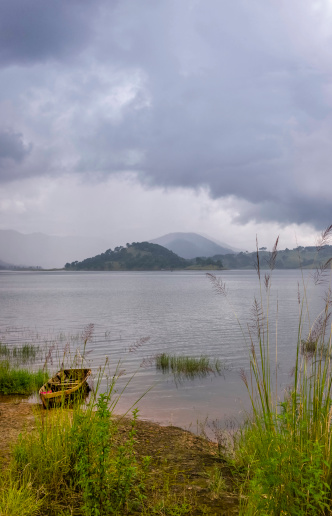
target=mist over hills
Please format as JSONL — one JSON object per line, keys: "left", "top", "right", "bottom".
{"left": 0, "top": 230, "right": 108, "bottom": 269}
{"left": 149, "top": 232, "right": 235, "bottom": 259}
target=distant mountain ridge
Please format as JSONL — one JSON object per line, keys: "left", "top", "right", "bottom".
{"left": 149, "top": 232, "right": 235, "bottom": 259}
{"left": 0, "top": 229, "right": 108, "bottom": 269}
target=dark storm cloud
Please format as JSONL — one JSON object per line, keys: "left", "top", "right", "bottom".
{"left": 0, "top": 0, "right": 109, "bottom": 66}
{"left": 0, "top": 129, "right": 31, "bottom": 170}
{"left": 0, "top": 0, "right": 331, "bottom": 228}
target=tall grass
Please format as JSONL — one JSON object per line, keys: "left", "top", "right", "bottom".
{"left": 0, "top": 475, "right": 42, "bottom": 516}
{"left": 208, "top": 226, "right": 332, "bottom": 514}
{"left": 3, "top": 356, "right": 151, "bottom": 516}
{"left": 0, "top": 360, "right": 47, "bottom": 395}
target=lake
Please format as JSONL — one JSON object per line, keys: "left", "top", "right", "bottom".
{"left": 0, "top": 269, "right": 329, "bottom": 430}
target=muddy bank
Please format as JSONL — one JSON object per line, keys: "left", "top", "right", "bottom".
{"left": 0, "top": 397, "right": 239, "bottom": 515}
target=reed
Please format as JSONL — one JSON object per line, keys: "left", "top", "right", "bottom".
{"left": 209, "top": 225, "right": 332, "bottom": 514}
{"left": 156, "top": 353, "right": 223, "bottom": 379}
{"left": 0, "top": 342, "right": 39, "bottom": 364}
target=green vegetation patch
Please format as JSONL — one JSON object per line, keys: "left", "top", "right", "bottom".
{"left": 156, "top": 353, "right": 224, "bottom": 379}
{"left": 0, "top": 360, "right": 47, "bottom": 395}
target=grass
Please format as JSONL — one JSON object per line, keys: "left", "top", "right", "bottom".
{"left": 207, "top": 225, "right": 332, "bottom": 515}
{"left": 0, "top": 360, "right": 47, "bottom": 395}
{"left": 156, "top": 353, "right": 223, "bottom": 379}
{"left": 0, "top": 475, "right": 42, "bottom": 516}
{"left": 6, "top": 364, "right": 146, "bottom": 515}
{"left": 2, "top": 401, "right": 234, "bottom": 515}
{"left": 2, "top": 368, "right": 213, "bottom": 515}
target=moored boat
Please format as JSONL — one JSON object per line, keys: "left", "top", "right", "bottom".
{"left": 39, "top": 368, "right": 91, "bottom": 408}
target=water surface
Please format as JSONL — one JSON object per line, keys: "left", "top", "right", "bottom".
{"left": 0, "top": 269, "right": 329, "bottom": 429}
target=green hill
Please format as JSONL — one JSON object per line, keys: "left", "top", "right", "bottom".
{"left": 64, "top": 242, "right": 189, "bottom": 271}
{"left": 217, "top": 245, "right": 332, "bottom": 270}
{"left": 64, "top": 241, "right": 332, "bottom": 272}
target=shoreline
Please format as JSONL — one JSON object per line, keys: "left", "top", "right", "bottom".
{"left": 0, "top": 396, "right": 239, "bottom": 515}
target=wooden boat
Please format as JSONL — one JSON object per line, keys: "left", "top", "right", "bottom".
{"left": 39, "top": 368, "right": 91, "bottom": 408}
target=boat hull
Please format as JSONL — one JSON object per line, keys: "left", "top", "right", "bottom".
{"left": 39, "top": 368, "right": 91, "bottom": 408}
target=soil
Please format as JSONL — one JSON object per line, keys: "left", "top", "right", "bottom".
{"left": 0, "top": 397, "right": 239, "bottom": 515}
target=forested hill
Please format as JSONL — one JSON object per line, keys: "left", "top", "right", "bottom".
{"left": 64, "top": 242, "right": 189, "bottom": 271}
{"left": 64, "top": 242, "right": 332, "bottom": 271}
{"left": 215, "top": 245, "right": 332, "bottom": 270}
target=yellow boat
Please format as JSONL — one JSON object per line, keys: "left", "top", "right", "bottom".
{"left": 39, "top": 368, "right": 91, "bottom": 408}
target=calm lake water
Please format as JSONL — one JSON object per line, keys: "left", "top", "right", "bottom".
{"left": 0, "top": 269, "right": 329, "bottom": 430}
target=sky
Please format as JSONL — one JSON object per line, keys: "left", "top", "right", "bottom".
{"left": 1, "top": 0, "right": 332, "bottom": 252}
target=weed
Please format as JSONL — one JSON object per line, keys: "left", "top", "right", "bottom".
{"left": 207, "top": 465, "right": 226, "bottom": 499}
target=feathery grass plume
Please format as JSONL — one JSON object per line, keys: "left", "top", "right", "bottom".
{"left": 129, "top": 336, "right": 150, "bottom": 352}
{"left": 254, "top": 235, "right": 261, "bottom": 280}
{"left": 140, "top": 355, "right": 155, "bottom": 368}
{"left": 316, "top": 223, "right": 332, "bottom": 251}
{"left": 239, "top": 368, "right": 248, "bottom": 389}
{"left": 314, "top": 257, "right": 332, "bottom": 285}
{"left": 268, "top": 236, "right": 279, "bottom": 271}
{"left": 43, "top": 344, "right": 56, "bottom": 370}
{"left": 206, "top": 272, "right": 227, "bottom": 296}
{"left": 248, "top": 297, "right": 264, "bottom": 341}
{"left": 81, "top": 323, "right": 94, "bottom": 345}
{"left": 302, "top": 288, "right": 332, "bottom": 357}
{"left": 264, "top": 272, "right": 270, "bottom": 292}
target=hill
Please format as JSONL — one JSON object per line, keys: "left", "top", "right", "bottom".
{"left": 0, "top": 258, "right": 15, "bottom": 270}
{"left": 149, "top": 232, "right": 234, "bottom": 259}
{"left": 217, "top": 245, "right": 332, "bottom": 270}
{"left": 64, "top": 242, "right": 189, "bottom": 271}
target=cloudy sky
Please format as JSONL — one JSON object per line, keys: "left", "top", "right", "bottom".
{"left": 1, "top": 0, "right": 331, "bottom": 252}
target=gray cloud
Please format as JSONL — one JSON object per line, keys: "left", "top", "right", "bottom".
{"left": 0, "top": 130, "right": 30, "bottom": 161}
{"left": 0, "top": 0, "right": 331, "bottom": 229}
{"left": 0, "top": 0, "right": 109, "bottom": 66}
{"left": 0, "top": 130, "right": 32, "bottom": 180}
